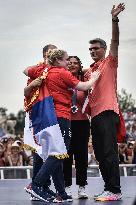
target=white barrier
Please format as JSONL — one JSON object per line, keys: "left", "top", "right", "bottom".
{"left": 0, "top": 164, "right": 136, "bottom": 179}
{"left": 87, "top": 164, "right": 136, "bottom": 177}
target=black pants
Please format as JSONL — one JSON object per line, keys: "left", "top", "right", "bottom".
{"left": 91, "top": 110, "right": 121, "bottom": 193}
{"left": 33, "top": 118, "right": 71, "bottom": 194}
{"left": 32, "top": 153, "right": 51, "bottom": 189}
{"left": 63, "top": 120, "right": 90, "bottom": 187}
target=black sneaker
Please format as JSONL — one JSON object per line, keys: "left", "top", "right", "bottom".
{"left": 45, "top": 188, "right": 56, "bottom": 197}
{"left": 31, "top": 184, "right": 53, "bottom": 202}
{"left": 30, "top": 195, "right": 40, "bottom": 201}
{"left": 53, "top": 192, "right": 73, "bottom": 203}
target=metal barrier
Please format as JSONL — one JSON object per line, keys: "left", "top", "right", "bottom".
{"left": 0, "top": 166, "right": 33, "bottom": 180}
{"left": 0, "top": 164, "right": 136, "bottom": 179}
{"left": 87, "top": 164, "right": 136, "bottom": 177}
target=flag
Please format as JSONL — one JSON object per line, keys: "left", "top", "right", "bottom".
{"left": 24, "top": 78, "right": 68, "bottom": 160}
{"left": 24, "top": 111, "right": 42, "bottom": 156}
{"left": 117, "top": 109, "right": 126, "bottom": 143}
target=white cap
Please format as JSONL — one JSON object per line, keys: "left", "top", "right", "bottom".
{"left": 11, "top": 141, "right": 20, "bottom": 148}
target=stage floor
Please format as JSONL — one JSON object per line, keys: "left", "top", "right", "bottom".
{"left": 0, "top": 177, "right": 136, "bottom": 205}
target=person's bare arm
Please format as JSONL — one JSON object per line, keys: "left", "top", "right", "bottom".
{"left": 75, "top": 69, "right": 100, "bottom": 91}
{"left": 110, "top": 3, "right": 125, "bottom": 57}
{"left": 24, "top": 78, "right": 43, "bottom": 97}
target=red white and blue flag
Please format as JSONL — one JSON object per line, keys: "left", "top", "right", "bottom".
{"left": 24, "top": 75, "right": 67, "bottom": 160}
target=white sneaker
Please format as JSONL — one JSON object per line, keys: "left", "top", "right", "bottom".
{"left": 78, "top": 186, "right": 88, "bottom": 199}
{"left": 65, "top": 186, "right": 72, "bottom": 197}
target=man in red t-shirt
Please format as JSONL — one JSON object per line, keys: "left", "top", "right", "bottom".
{"left": 84, "top": 3, "right": 125, "bottom": 201}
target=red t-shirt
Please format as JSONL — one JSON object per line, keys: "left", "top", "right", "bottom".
{"left": 27, "top": 63, "right": 48, "bottom": 79}
{"left": 46, "top": 66, "right": 80, "bottom": 120}
{"left": 71, "top": 90, "right": 89, "bottom": 120}
{"left": 24, "top": 63, "right": 49, "bottom": 111}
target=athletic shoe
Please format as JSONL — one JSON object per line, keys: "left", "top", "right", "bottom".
{"left": 24, "top": 183, "right": 32, "bottom": 195}
{"left": 44, "top": 187, "right": 56, "bottom": 197}
{"left": 65, "top": 186, "right": 72, "bottom": 197}
{"left": 53, "top": 192, "right": 73, "bottom": 203}
{"left": 95, "top": 191, "right": 122, "bottom": 201}
{"left": 93, "top": 191, "right": 105, "bottom": 199}
{"left": 24, "top": 183, "right": 55, "bottom": 198}
{"left": 78, "top": 186, "right": 88, "bottom": 199}
{"left": 31, "top": 184, "right": 54, "bottom": 202}
{"left": 30, "top": 196, "right": 40, "bottom": 201}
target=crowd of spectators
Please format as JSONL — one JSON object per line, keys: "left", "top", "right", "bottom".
{"left": 0, "top": 134, "right": 33, "bottom": 167}
{"left": 0, "top": 111, "right": 136, "bottom": 167}
{"left": 118, "top": 111, "right": 136, "bottom": 164}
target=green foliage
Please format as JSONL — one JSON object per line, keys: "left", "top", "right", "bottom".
{"left": 118, "top": 89, "right": 135, "bottom": 112}
{"left": 0, "top": 107, "right": 7, "bottom": 116}
{"left": 8, "top": 113, "right": 16, "bottom": 120}
{"left": 0, "top": 107, "right": 25, "bottom": 136}
{"left": 14, "top": 110, "right": 25, "bottom": 135}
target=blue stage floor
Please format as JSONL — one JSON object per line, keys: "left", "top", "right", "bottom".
{"left": 0, "top": 177, "right": 136, "bottom": 205}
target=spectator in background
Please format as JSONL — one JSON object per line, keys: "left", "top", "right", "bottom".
{"left": 4, "top": 136, "right": 15, "bottom": 157}
{"left": 27, "top": 155, "right": 33, "bottom": 166}
{"left": 0, "top": 137, "right": 8, "bottom": 153}
{"left": 6, "top": 141, "right": 23, "bottom": 166}
{"left": 15, "top": 139, "right": 29, "bottom": 166}
{"left": 0, "top": 142, "right": 5, "bottom": 166}
{"left": 132, "top": 141, "right": 136, "bottom": 164}
{"left": 125, "top": 123, "right": 132, "bottom": 141}
{"left": 118, "top": 143, "right": 128, "bottom": 164}
{"left": 131, "top": 124, "right": 136, "bottom": 140}
{"left": 126, "top": 141, "right": 134, "bottom": 164}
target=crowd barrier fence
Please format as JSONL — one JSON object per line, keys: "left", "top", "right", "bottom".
{"left": 0, "top": 164, "right": 136, "bottom": 180}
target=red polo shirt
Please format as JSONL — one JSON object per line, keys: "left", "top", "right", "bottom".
{"left": 84, "top": 53, "right": 119, "bottom": 118}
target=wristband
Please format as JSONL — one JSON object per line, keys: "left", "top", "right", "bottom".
{"left": 112, "top": 16, "right": 119, "bottom": 22}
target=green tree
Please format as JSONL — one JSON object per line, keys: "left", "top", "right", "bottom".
{"left": 118, "top": 89, "right": 135, "bottom": 112}
{"left": 8, "top": 113, "right": 16, "bottom": 120}
{"left": 7, "top": 113, "right": 17, "bottom": 134}
{"left": 0, "top": 107, "right": 7, "bottom": 116}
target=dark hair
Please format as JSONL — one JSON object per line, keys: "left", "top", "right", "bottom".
{"left": 68, "top": 56, "right": 84, "bottom": 81}
{"left": 42, "top": 44, "right": 57, "bottom": 57}
{"left": 89, "top": 38, "right": 107, "bottom": 49}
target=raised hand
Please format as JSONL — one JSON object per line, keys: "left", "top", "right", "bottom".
{"left": 111, "top": 3, "right": 125, "bottom": 17}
